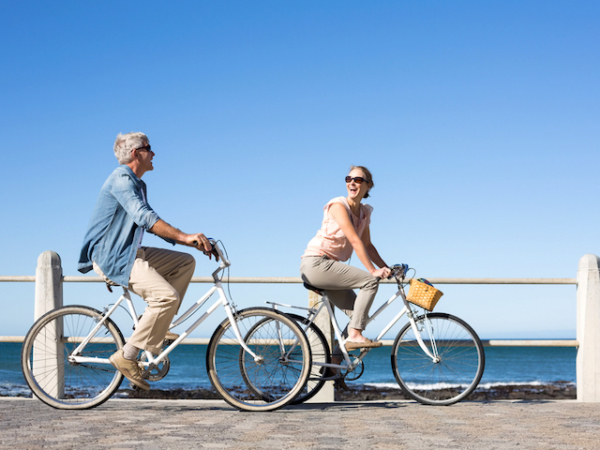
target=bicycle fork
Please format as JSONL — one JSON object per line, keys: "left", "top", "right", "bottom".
{"left": 407, "top": 312, "right": 440, "bottom": 363}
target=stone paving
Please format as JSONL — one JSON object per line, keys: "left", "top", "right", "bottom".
{"left": 2, "top": 398, "right": 600, "bottom": 450}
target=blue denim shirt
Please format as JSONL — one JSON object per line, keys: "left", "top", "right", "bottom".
{"left": 78, "top": 165, "right": 174, "bottom": 286}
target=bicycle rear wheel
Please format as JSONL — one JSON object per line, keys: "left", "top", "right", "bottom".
{"left": 286, "top": 313, "right": 331, "bottom": 405}
{"left": 242, "top": 313, "right": 331, "bottom": 405}
{"left": 391, "top": 312, "right": 485, "bottom": 406}
{"left": 206, "top": 307, "right": 311, "bottom": 412}
{"left": 21, "top": 305, "right": 125, "bottom": 410}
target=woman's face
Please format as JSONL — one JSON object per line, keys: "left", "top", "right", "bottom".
{"left": 346, "top": 168, "right": 370, "bottom": 201}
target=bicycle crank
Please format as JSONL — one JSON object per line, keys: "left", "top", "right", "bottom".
{"left": 342, "top": 359, "right": 365, "bottom": 381}
{"left": 138, "top": 354, "right": 171, "bottom": 381}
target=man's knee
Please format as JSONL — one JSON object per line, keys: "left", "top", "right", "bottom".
{"left": 185, "top": 253, "right": 196, "bottom": 270}
{"left": 177, "top": 253, "right": 195, "bottom": 276}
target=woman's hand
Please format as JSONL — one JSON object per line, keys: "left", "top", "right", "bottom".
{"left": 371, "top": 267, "right": 392, "bottom": 279}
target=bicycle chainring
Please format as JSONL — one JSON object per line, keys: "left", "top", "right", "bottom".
{"left": 138, "top": 353, "right": 171, "bottom": 381}
{"left": 342, "top": 359, "right": 365, "bottom": 381}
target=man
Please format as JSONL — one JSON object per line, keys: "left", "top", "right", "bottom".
{"left": 78, "top": 132, "right": 214, "bottom": 390}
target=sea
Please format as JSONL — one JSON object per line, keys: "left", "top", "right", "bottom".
{"left": 1, "top": 342, "right": 576, "bottom": 397}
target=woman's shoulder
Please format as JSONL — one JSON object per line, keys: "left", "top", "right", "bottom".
{"left": 323, "top": 196, "right": 347, "bottom": 209}
{"left": 362, "top": 203, "right": 374, "bottom": 215}
{"left": 327, "top": 196, "right": 346, "bottom": 205}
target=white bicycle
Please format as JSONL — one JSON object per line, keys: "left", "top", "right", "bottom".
{"left": 268, "top": 264, "right": 485, "bottom": 406}
{"left": 21, "top": 240, "right": 311, "bottom": 412}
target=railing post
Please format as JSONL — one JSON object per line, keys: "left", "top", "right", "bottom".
{"left": 33, "top": 251, "right": 64, "bottom": 399}
{"left": 305, "top": 290, "right": 335, "bottom": 403}
{"left": 35, "top": 251, "right": 63, "bottom": 319}
{"left": 576, "top": 254, "right": 600, "bottom": 402}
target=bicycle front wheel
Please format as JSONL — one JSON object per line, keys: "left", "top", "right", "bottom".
{"left": 206, "top": 308, "right": 311, "bottom": 412}
{"left": 391, "top": 312, "right": 485, "bottom": 406}
{"left": 21, "top": 305, "right": 125, "bottom": 410}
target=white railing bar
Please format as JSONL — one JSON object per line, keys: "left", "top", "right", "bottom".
{"left": 482, "top": 339, "right": 578, "bottom": 347}
{"left": 0, "top": 335, "right": 579, "bottom": 346}
{"left": 0, "top": 276, "right": 36, "bottom": 282}
{"left": 0, "top": 276, "right": 578, "bottom": 285}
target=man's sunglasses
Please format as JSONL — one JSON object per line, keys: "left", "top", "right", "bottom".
{"left": 134, "top": 145, "right": 152, "bottom": 153}
{"left": 345, "top": 176, "right": 368, "bottom": 184}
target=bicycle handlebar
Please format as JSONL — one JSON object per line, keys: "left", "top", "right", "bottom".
{"left": 390, "top": 263, "right": 409, "bottom": 280}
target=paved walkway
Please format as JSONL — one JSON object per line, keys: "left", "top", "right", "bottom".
{"left": 2, "top": 398, "right": 600, "bottom": 450}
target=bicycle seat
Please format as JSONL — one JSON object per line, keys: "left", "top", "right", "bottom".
{"left": 303, "top": 282, "right": 324, "bottom": 296}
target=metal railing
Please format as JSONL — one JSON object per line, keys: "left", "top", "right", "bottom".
{"left": 0, "top": 275, "right": 578, "bottom": 346}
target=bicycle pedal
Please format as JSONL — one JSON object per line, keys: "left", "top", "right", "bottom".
{"left": 311, "top": 375, "right": 337, "bottom": 382}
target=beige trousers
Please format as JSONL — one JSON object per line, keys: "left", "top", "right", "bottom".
{"left": 300, "top": 255, "right": 380, "bottom": 331}
{"left": 94, "top": 247, "right": 196, "bottom": 354}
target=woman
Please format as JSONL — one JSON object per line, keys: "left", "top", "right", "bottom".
{"left": 300, "top": 165, "right": 391, "bottom": 351}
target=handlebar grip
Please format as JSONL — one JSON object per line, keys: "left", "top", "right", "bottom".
{"left": 193, "top": 239, "right": 217, "bottom": 256}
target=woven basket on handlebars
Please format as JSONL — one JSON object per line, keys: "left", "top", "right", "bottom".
{"left": 406, "top": 279, "right": 443, "bottom": 311}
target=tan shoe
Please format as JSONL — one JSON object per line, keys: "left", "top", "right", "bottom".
{"left": 344, "top": 338, "right": 383, "bottom": 351}
{"left": 165, "top": 331, "right": 179, "bottom": 341}
{"left": 109, "top": 350, "right": 150, "bottom": 391}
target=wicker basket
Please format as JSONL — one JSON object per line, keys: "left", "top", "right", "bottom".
{"left": 406, "top": 279, "right": 444, "bottom": 311}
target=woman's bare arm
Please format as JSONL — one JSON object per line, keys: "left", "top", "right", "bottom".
{"left": 329, "top": 203, "right": 390, "bottom": 278}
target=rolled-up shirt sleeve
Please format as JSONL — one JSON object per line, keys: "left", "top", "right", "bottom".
{"left": 111, "top": 173, "right": 160, "bottom": 230}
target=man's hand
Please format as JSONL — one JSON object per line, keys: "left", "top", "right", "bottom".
{"left": 149, "top": 220, "right": 218, "bottom": 260}
{"left": 187, "top": 234, "right": 220, "bottom": 261}
{"left": 186, "top": 233, "right": 211, "bottom": 251}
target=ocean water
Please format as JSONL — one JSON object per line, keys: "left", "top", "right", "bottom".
{"left": 1, "top": 342, "right": 576, "bottom": 396}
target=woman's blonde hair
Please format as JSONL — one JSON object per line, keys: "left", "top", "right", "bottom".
{"left": 349, "top": 165, "right": 374, "bottom": 198}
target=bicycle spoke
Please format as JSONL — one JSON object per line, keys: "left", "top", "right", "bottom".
{"left": 392, "top": 313, "right": 485, "bottom": 405}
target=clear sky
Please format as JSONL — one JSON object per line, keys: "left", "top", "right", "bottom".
{"left": 1, "top": 1, "right": 598, "bottom": 339}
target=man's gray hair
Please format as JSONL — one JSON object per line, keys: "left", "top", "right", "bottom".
{"left": 113, "top": 132, "right": 149, "bottom": 164}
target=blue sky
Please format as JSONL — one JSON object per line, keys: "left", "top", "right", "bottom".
{"left": 0, "top": 1, "right": 598, "bottom": 339}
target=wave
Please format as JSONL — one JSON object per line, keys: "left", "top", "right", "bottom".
{"left": 364, "top": 380, "right": 576, "bottom": 390}
{"left": 0, "top": 384, "right": 31, "bottom": 397}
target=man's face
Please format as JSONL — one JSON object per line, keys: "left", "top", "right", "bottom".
{"left": 133, "top": 143, "right": 154, "bottom": 173}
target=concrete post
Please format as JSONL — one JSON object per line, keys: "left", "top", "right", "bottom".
{"left": 35, "top": 251, "right": 63, "bottom": 319}
{"left": 305, "top": 290, "right": 335, "bottom": 403}
{"left": 576, "top": 254, "right": 600, "bottom": 402}
{"left": 33, "top": 251, "right": 64, "bottom": 399}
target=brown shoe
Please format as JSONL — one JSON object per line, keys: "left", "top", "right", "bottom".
{"left": 109, "top": 350, "right": 150, "bottom": 391}
{"left": 335, "top": 377, "right": 351, "bottom": 391}
{"left": 344, "top": 338, "right": 383, "bottom": 351}
{"left": 319, "top": 367, "right": 350, "bottom": 390}
{"left": 165, "top": 331, "right": 179, "bottom": 341}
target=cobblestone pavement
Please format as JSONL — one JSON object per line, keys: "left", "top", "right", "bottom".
{"left": 2, "top": 398, "right": 600, "bottom": 450}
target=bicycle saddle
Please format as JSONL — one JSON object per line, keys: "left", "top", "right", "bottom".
{"left": 303, "top": 282, "right": 324, "bottom": 296}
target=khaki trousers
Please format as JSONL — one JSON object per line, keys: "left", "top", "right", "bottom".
{"left": 94, "top": 247, "right": 195, "bottom": 354}
{"left": 300, "top": 255, "right": 380, "bottom": 331}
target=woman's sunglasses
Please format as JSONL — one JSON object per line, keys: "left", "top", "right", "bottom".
{"left": 345, "top": 176, "right": 367, "bottom": 184}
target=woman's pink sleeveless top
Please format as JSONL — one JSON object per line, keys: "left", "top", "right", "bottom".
{"left": 302, "top": 196, "right": 373, "bottom": 262}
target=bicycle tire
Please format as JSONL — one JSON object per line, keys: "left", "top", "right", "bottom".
{"left": 242, "top": 313, "right": 331, "bottom": 405}
{"left": 206, "top": 307, "right": 311, "bottom": 412}
{"left": 21, "top": 305, "right": 125, "bottom": 410}
{"left": 391, "top": 312, "right": 485, "bottom": 406}
{"left": 286, "top": 313, "right": 331, "bottom": 404}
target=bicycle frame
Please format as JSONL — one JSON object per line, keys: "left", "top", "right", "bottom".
{"left": 270, "top": 277, "right": 439, "bottom": 372}
{"left": 69, "top": 242, "right": 262, "bottom": 369}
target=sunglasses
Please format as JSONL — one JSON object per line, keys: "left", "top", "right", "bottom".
{"left": 345, "top": 176, "right": 368, "bottom": 184}
{"left": 134, "top": 145, "right": 152, "bottom": 153}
